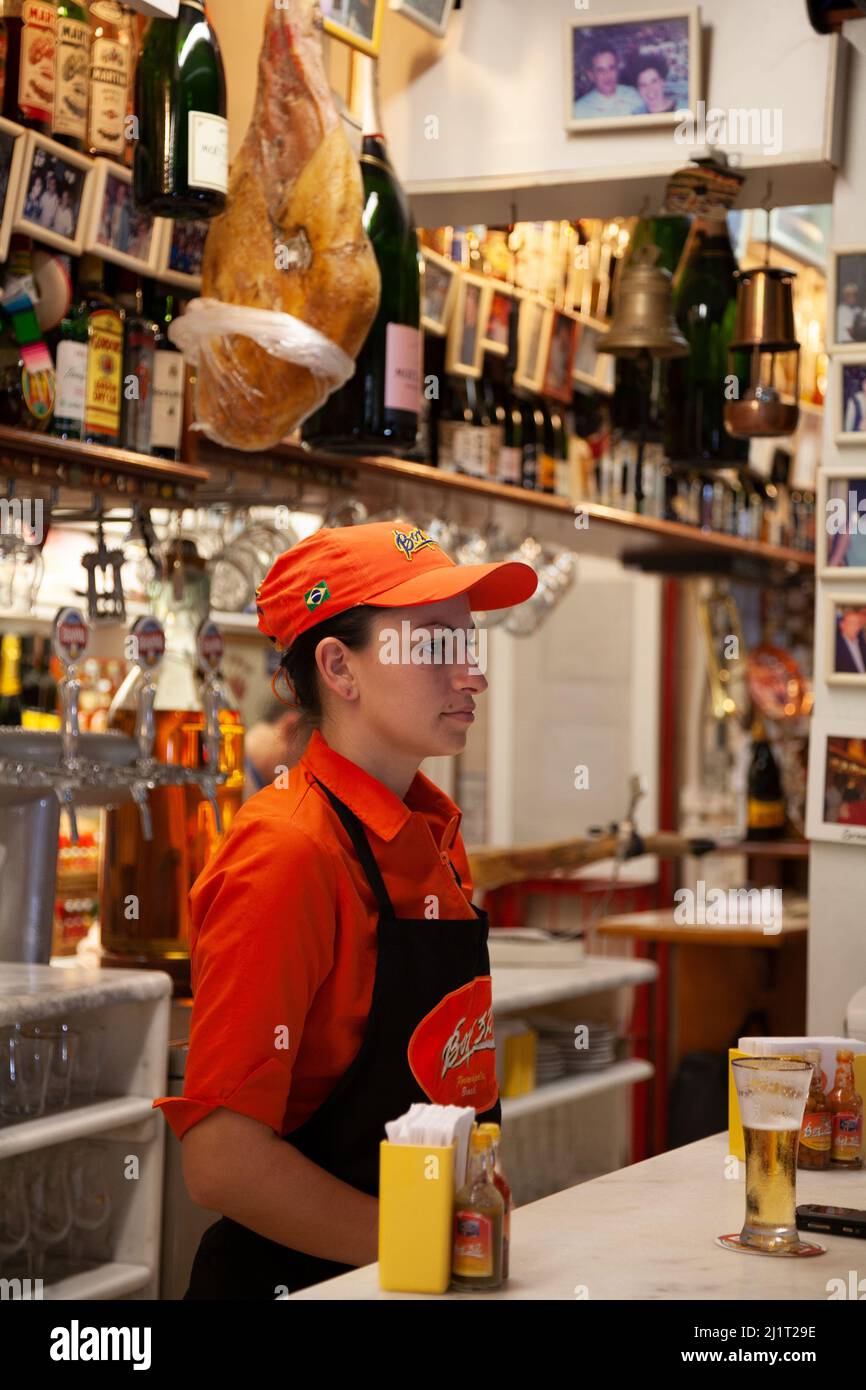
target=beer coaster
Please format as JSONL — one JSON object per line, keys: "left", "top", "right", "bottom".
{"left": 716, "top": 1233, "right": 826, "bottom": 1257}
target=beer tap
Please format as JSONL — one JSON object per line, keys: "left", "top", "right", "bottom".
{"left": 127, "top": 616, "right": 167, "bottom": 842}
{"left": 197, "top": 620, "right": 227, "bottom": 836}
{"left": 52, "top": 607, "right": 90, "bottom": 844}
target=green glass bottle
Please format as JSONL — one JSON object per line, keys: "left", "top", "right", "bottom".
{"left": 663, "top": 215, "right": 749, "bottom": 468}
{"left": 133, "top": 0, "right": 227, "bottom": 221}
{"left": 303, "top": 54, "right": 421, "bottom": 457}
{"left": 52, "top": 0, "right": 90, "bottom": 151}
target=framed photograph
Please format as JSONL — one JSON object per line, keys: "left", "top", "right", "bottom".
{"left": 420, "top": 246, "right": 459, "bottom": 336}
{"left": 807, "top": 718, "right": 866, "bottom": 846}
{"left": 481, "top": 282, "right": 515, "bottom": 359}
{"left": 828, "top": 247, "right": 866, "bottom": 351}
{"left": 445, "top": 271, "right": 493, "bottom": 379}
{"left": 817, "top": 464, "right": 866, "bottom": 578}
{"left": 573, "top": 314, "right": 615, "bottom": 395}
{"left": 0, "top": 118, "right": 28, "bottom": 262}
{"left": 824, "top": 593, "right": 866, "bottom": 686}
{"left": 11, "top": 130, "right": 92, "bottom": 255}
{"left": 542, "top": 310, "right": 579, "bottom": 403}
{"left": 835, "top": 359, "right": 866, "bottom": 444}
{"left": 82, "top": 159, "right": 162, "bottom": 274}
{"left": 155, "top": 217, "right": 210, "bottom": 289}
{"left": 514, "top": 293, "right": 553, "bottom": 393}
{"left": 322, "top": 0, "right": 384, "bottom": 56}
{"left": 389, "top": 0, "right": 456, "bottom": 38}
{"left": 565, "top": 8, "right": 700, "bottom": 134}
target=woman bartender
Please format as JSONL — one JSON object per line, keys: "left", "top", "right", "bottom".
{"left": 153, "top": 518, "right": 538, "bottom": 1299}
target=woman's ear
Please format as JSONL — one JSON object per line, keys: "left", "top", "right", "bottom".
{"left": 316, "top": 637, "right": 357, "bottom": 703}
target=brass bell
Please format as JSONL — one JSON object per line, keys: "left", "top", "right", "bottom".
{"left": 599, "top": 245, "right": 689, "bottom": 359}
{"left": 724, "top": 266, "right": 800, "bottom": 438}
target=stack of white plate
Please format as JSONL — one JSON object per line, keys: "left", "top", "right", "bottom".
{"left": 530, "top": 1015, "right": 619, "bottom": 1077}
{"left": 534, "top": 1036, "right": 566, "bottom": 1084}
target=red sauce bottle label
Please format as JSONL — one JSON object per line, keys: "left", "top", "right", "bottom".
{"left": 452, "top": 1209, "right": 493, "bottom": 1278}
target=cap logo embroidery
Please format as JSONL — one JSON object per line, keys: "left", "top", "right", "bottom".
{"left": 304, "top": 579, "right": 331, "bottom": 612}
{"left": 393, "top": 527, "right": 436, "bottom": 562}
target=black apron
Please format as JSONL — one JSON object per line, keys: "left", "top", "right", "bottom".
{"left": 184, "top": 779, "right": 500, "bottom": 1300}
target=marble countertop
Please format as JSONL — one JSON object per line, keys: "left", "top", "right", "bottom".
{"left": 285, "top": 1132, "right": 866, "bottom": 1301}
{"left": 0, "top": 962, "right": 172, "bottom": 1025}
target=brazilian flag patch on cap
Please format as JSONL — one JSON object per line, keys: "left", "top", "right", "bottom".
{"left": 304, "top": 580, "right": 331, "bottom": 612}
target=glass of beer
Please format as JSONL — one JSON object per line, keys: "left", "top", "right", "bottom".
{"left": 730, "top": 1057, "right": 812, "bottom": 1254}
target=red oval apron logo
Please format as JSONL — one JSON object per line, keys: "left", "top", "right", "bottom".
{"left": 407, "top": 976, "right": 498, "bottom": 1113}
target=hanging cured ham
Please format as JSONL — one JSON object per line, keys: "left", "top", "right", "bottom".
{"left": 188, "top": 0, "right": 381, "bottom": 452}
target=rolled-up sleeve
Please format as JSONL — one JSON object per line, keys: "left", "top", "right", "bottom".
{"left": 153, "top": 815, "right": 337, "bottom": 1141}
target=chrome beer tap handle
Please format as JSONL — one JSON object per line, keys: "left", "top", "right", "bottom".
{"left": 128, "top": 617, "right": 166, "bottom": 831}
{"left": 197, "top": 619, "right": 228, "bottom": 811}
{"left": 200, "top": 776, "right": 223, "bottom": 836}
{"left": 55, "top": 783, "right": 79, "bottom": 845}
{"left": 131, "top": 780, "right": 154, "bottom": 842}
{"left": 135, "top": 675, "right": 157, "bottom": 769}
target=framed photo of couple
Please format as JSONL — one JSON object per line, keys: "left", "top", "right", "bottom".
{"left": 11, "top": 129, "right": 93, "bottom": 256}
{"left": 81, "top": 160, "right": 163, "bottom": 274}
{"left": 565, "top": 8, "right": 701, "bottom": 134}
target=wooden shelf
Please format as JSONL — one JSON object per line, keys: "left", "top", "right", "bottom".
{"left": 198, "top": 438, "right": 815, "bottom": 578}
{"left": 0, "top": 423, "right": 816, "bottom": 578}
{"left": 0, "top": 424, "right": 209, "bottom": 502}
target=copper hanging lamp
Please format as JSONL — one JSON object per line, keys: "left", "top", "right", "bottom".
{"left": 724, "top": 196, "right": 800, "bottom": 440}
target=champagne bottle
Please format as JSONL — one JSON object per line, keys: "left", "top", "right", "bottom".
{"left": 520, "top": 397, "right": 540, "bottom": 491}
{"left": 497, "top": 391, "right": 522, "bottom": 487}
{"left": 149, "top": 289, "right": 185, "bottom": 459}
{"left": 304, "top": 54, "right": 421, "bottom": 456}
{"left": 0, "top": 634, "right": 23, "bottom": 726}
{"left": 746, "top": 716, "right": 785, "bottom": 841}
{"left": 538, "top": 402, "right": 557, "bottom": 495}
{"left": 133, "top": 0, "right": 227, "bottom": 220}
{"left": 52, "top": 0, "right": 89, "bottom": 149}
{"left": 87, "top": 0, "right": 133, "bottom": 161}
{"left": 663, "top": 215, "right": 749, "bottom": 468}
{"left": 17, "top": 0, "right": 56, "bottom": 133}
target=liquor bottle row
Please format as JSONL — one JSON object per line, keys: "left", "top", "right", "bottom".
{"left": 0, "top": 4, "right": 228, "bottom": 220}
{"left": 0, "top": 630, "right": 59, "bottom": 725}
{"left": 429, "top": 370, "right": 816, "bottom": 553}
{"left": 0, "top": 248, "right": 187, "bottom": 456}
{"left": 1, "top": 1, "right": 135, "bottom": 160}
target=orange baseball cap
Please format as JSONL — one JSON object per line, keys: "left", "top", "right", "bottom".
{"left": 256, "top": 519, "right": 538, "bottom": 650}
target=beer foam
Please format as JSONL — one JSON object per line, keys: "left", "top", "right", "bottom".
{"left": 742, "top": 1117, "right": 801, "bottom": 1131}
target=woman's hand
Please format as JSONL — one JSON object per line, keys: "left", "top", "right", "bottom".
{"left": 182, "top": 1108, "right": 379, "bottom": 1270}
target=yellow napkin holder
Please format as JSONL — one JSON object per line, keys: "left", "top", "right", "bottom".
{"left": 378, "top": 1140, "right": 455, "bottom": 1294}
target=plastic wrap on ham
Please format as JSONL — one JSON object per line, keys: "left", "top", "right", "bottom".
{"left": 184, "top": 0, "right": 380, "bottom": 452}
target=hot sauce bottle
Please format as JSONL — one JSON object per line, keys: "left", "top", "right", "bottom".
{"left": 828, "top": 1050, "right": 863, "bottom": 1169}
{"left": 477, "top": 1122, "right": 512, "bottom": 1280}
{"left": 797, "top": 1050, "right": 831, "bottom": 1171}
{"left": 451, "top": 1130, "right": 504, "bottom": 1292}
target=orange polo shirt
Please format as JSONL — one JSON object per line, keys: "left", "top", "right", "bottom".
{"left": 153, "top": 728, "right": 476, "bottom": 1142}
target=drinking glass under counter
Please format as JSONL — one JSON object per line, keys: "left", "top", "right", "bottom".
{"left": 280, "top": 1132, "right": 866, "bottom": 1301}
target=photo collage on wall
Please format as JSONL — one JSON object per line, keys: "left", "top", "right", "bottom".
{"left": 806, "top": 246, "right": 866, "bottom": 846}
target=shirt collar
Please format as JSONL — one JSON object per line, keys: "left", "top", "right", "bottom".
{"left": 300, "top": 728, "right": 463, "bottom": 846}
